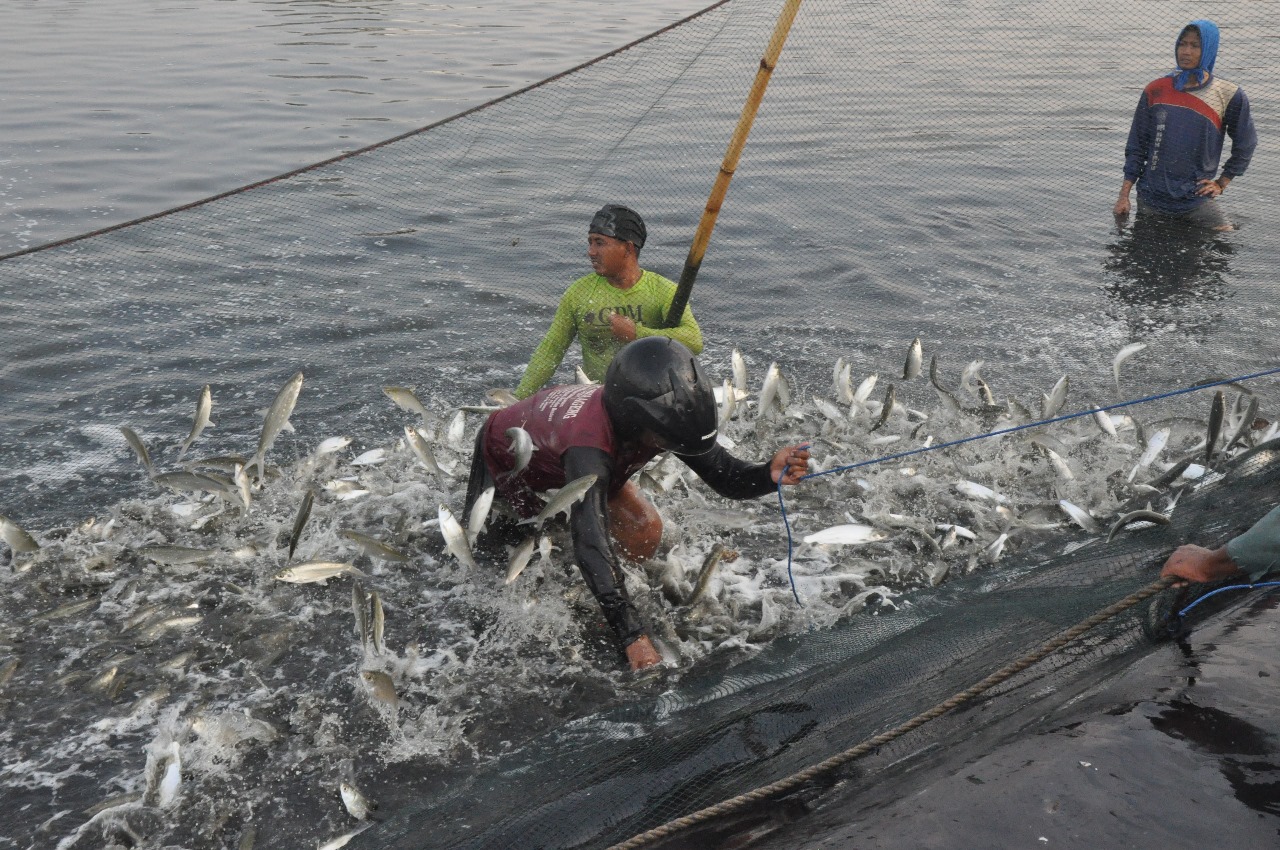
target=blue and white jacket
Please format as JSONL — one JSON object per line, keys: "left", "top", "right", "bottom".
{"left": 1123, "top": 20, "right": 1257, "bottom": 214}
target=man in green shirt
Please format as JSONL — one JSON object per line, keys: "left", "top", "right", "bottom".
{"left": 513, "top": 205, "right": 703, "bottom": 399}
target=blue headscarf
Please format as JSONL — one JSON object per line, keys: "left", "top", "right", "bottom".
{"left": 1173, "top": 19, "right": 1219, "bottom": 91}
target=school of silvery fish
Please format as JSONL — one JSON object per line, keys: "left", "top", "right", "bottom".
{"left": 0, "top": 336, "right": 1274, "bottom": 849}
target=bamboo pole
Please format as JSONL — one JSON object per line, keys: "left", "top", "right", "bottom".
{"left": 663, "top": 0, "right": 804, "bottom": 328}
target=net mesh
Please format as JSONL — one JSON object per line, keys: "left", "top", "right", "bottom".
{"left": 2, "top": 0, "right": 1279, "bottom": 847}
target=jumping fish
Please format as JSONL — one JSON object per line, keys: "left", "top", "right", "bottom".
{"left": 731, "top": 348, "right": 748, "bottom": 393}
{"left": 382, "top": 386, "right": 430, "bottom": 421}
{"left": 446, "top": 410, "right": 467, "bottom": 450}
{"left": 340, "top": 780, "right": 378, "bottom": 821}
{"left": 1089, "top": 402, "right": 1118, "bottom": 438}
{"left": 504, "top": 537, "right": 537, "bottom": 585}
{"left": 316, "top": 436, "right": 353, "bottom": 455}
{"left": 1127, "top": 427, "right": 1170, "bottom": 482}
{"left": 954, "top": 480, "right": 1008, "bottom": 504}
{"left": 350, "top": 449, "right": 386, "bottom": 467}
{"left": 959, "top": 360, "right": 984, "bottom": 397}
{"left": 1106, "top": 509, "right": 1172, "bottom": 543}
{"left": 249, "top": 371, "right": 304, "bottom": 480}
{"left": 404, "top": 425, "right": 444, "bottom": 476}
{"left": 757, "top": 362, "right": 782, "bottom": 420}
{"left": 467, "top": 486, "right": 495, "bottom": 546}
{"left": 0, "top": 515, "right": 40, "bottom": 553}
{"left": 518, "top": 474, "right": 599, "bottom": 527}
{"left": 487, "top": 387, "right": 520, "bottom": 407}
{"left": 902, "top": 337, "right": 923, "bottom": 380}
{"left": 869, "top": 384, "right": 896, "bottom": 432}
{"left": 718, "top": 378, "right": 738, "bottom": 426}
{"left": 575, "top": 365, "right": 595, "bottom": 385}
{"left": 803, "top": 524, "right": 890, "bottom": 545}
{"left": 288, "top": 489, "right": 315, "bottom": 559}
{"left": 505, "top": 427, "right": 536, "bottom": 478}
{"left": 1041, "top": 375, "right": 1069, "bottom": 419}
{"left": 1224, "top": 394, "right": 1260, "bottom": 455}
{"left": 1113, "top": 342, "right": 1148, "bottom": 390}
{"left": 120, "top": 426, "right": 154, "bottom": 475}
{"left": 157, "top": 742, "right": 182, "bottom": 808}
{"left": 852, "top": 373, "right": 879, "bottom": 406}
{"left": 273, "top": 561, "right": 365, "bottom": 584}
{"left": 1058, "top": 500, "right": 1100, "bottom": 533}
{"left": 686, "top": 543, "right": 727, "bottom": 606}
{"left": 438, "top": 504, "right": 478, "bottom": 569}
{"left": 538, "top": 535, "right": 557, "bottom": 563}
{"left": 360, "top": 670, "right": 397, "bottom": 708}
{"left": 138, "top": 545, "right": 214, "bottom": 565}
{"left": 1205, "top": 390, "right": 1226, "bottom": 466}
{"left": 834, "top": 357, "right": 854, "bottom": 404}
{"left": 151, "top": 470, "right": 236, "bottom": 497}
{"left": 369, "top": 590, "right": 385, "bottom": 655}
{"left": 177, "top": 384, "right": 214, "bottom": 460}
{"left": 983, "top": 532, "right": 1010, "bottom": 562}
{"left": 352, "top": 581, "right": 370, "bottom": 650}
{"left": 340, "top": 530, "right": 409, "bottom": 562}
{"left": 928, "top": 354, "right": 946, "bottom": 392}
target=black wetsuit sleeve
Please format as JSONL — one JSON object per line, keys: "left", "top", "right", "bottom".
{"left": 562, "top": 446, "right": 646, "bottom": 648}
{"left": 677, "top": 443, "right": 775, "bottom": 500}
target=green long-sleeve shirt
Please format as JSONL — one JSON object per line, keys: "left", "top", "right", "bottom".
{"left": 513, "top": 270, "right": 703, "bottom": 399}
{"left": 1227, "top": 505, "right": 1280, "bottom": 581}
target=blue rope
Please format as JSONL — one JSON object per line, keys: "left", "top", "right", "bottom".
{"left": 1176, "top": 581, "right": 1280, "bottom": 618}
{"left": 776, "top": 366, "right": 1280, "bottom": 604}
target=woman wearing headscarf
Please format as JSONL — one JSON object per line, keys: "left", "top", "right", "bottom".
{"left": 1114, "top": 20, "right": 1257, "bottom": 230}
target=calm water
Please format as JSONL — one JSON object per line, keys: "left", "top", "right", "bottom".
{"left": 1, "top": 0, "right": 1279, "bottom": 848}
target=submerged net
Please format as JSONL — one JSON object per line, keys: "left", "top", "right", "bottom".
{"left": 2, "top": 0, "right": 1279, "bottom": 848}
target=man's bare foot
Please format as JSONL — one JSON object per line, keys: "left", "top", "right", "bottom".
{"left": 625, "top": 634, "right": 661, "bottom": 670}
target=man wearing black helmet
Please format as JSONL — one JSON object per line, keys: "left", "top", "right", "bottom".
{"left": 512, "top": 204, "right": 703, "bottom": 400}
{"left": 466, "top": 337, "right": 810, "bottom": 670}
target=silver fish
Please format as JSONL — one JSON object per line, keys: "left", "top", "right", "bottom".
{"left": 273, "top": 561, "right": 365, "bottom": 584}
{"left": 538, "top": 535, "right": 557, "bottom": 563}
{"left": 504, "top": 537, "right": 538, "bottom": 585}
{"left": 350, "top": 448, "right": 387, "bottom": 467}
{"left": 1106, "top": 509, "right": 1171, "bottom": 543}
{"left": 151, "top": 470, "right": 236, "bottom": 496}
{"left": 340, "top": 780, "right": 378, "bottom": 821}
{"left": 316, "top": 436, "right": 353, "bottom": 455}
{"left": 955, "top": 480, "right": 1008, "bottom": 504}
{"left": 352, "top": 581, "right": 370, "bottom": 650}
{"left": 869, "top": 384, "right": 895, "bottom": 432}
{"left": 1041, "top": 374, "right": 1068, "bottom": 419}
{"left": 852, "top": 373, "right": 879, "bottom": 406}
{"left": 517, "top": 474, "right": 598, "bottom": 527}
{"left": 249, "top": 371, "right": 304, "bottom": 479}
{"left": 803, "top": 524, "right": 890, "bottom": 545}
{"left": 340, "top": 530, "right": 409, "bottom": 562}
{"left": 731, "top": 348, "right": 748, "bottom": 393}
{"left": 983, "top": 532, "right": 1009, "bottom": 563}
{"left": 467, "top": 486, "right": 495, "bottom": 546}
{"left": 1058, "top": 500, "right": 1100, "bottom": 533}
{"left": 0, "top": 515, "right": 40, "bottom": 553}
{"left": 687, "top": 543, "right": 729, "bottom": 606}
{"left": 928, "top": 354, "right": 946, "bottom": 392}
{"left": 718, "top": 378, "right": 738, "bottom": 426}
{"left": 575, "top": 365, "right": 596, "bottom": 385}
{"left": 138, "top": 545, "right": 213, "bottom": 565}
{"left": 757, "top": 362, "right": 782, "bottom": 420}
{"left": 959, "top": 360, "right": 985, "bottom": 397}
{"left": 487, "top": 387, "right": 520, "bottom": 407}
{"left": 902, "top": 337, "right": 922, "bottom": 380}
{"left": 318, "top": 828, "right": 369, "bottom": 850}
{"left": 505, "top": 427, "right": 537, "bottom": 478}
{"left": 288, "top": 489, "right": 315, "bottom": 559}
{"left": 120, "top": 426, "right": 154, "bottom": 475}
{"left": 360, "top": 670, "right": 397, "bottom": 707}
{"left": 177, "top": 384, "right": 214, "bottom": 460}
{"left": 438, "top": 504, "right": 478, "bottom": 569}
{"left": 232, "top": 462, "right": 252, "bottom": 512}
{"left": 1113, "top": 342, "right": 1148, "bottom": 390}
{"left": 1127, "top": 426, "right": 1170, "bottom": 482}
{"left": 382, "top": 385, "right": 430, "bottom": 420}
{"left": 1205, "top": 390, "right": 1226, "bottom": 466}
{"left": 835, "top": 360, "right": 855, "bottom": 405}
{"left": 446, "top": 410, "right": 467, "bottom": 450}
{"left": 404, "top": 425, "right": 444, "bottom": 476}
{"left": 1223, "top": 394, "right": 1259, "bottom": 455}
{"left": 974, "top": 377, "right": 996, "bottom": 406}
{"left": 369, "top": 589, "right": 385, "bottom": 655}
{"left": 1089, "top": 403, "right": 1118, "bottom": 438}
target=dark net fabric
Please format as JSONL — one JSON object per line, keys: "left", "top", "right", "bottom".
{"left": 1, "top": 1, "right": 1279, "bottom": 848}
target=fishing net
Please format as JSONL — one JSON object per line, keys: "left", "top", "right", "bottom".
{"left": 2, "top": 0, "right": 1279, "bottom": 848}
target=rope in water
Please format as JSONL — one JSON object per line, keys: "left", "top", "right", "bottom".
{"left": 607, "top": 575, "right": 1175, "bottom": 850}
{"left": 776, "top": 365, "right": 1280, "bottom": 605}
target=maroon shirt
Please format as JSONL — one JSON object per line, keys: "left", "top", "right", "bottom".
{"left": 480, "top": 385, "right": 657, "bottom": 518}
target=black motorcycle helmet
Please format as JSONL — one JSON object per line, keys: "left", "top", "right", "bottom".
{"left": 603, "top": 337, "right": 719, "bottom": 455}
